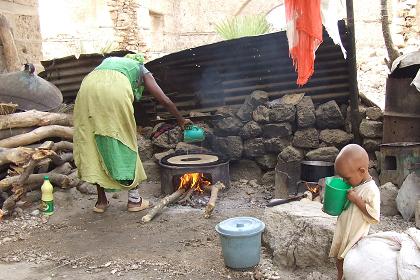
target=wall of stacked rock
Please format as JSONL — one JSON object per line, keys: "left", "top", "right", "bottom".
{"left": 138, "top": 90, "right": 384, "bottom": 184}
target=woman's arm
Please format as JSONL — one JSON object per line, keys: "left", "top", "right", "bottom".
{"left": 143, "top": 73, "right": 192, "bottom": 128}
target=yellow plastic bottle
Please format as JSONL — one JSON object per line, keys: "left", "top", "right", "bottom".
{"left": 41, "top": 175, "right": 54, "bottom": 215}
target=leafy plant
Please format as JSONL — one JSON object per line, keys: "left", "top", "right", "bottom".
{"left": 215, "top": 15, "right": 273, "bottom": 40}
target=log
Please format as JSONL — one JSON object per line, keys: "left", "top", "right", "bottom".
{"left": 52, "top": 141, "right": 73, "bottom": 152}
{"left": 0, "top": 147, "right": 34, "bottom": 166}
{"left": 204, "top": 182, "right": 225, "bottom": 219}
{"left": 0, "top": 161, "right": 71, "bottom": 191}
{"left": 1, "top": 173, "right": 71, "bottom": 192}
{"left": 50, "top": 162, "right": 73, "bottom": 175}
{"left": 0, "top": 127, "right": 36, "bottom": 141}
{"left": 0, "top": 125, "right": 73, "bottom": 148}
{"left": 177, "top": 187, "right": 195, "bottom": 206}
{"left": 0, "top": 14, "right": 20, "bottom": 72}
{"left": 142, "top": 188, "right": 186, "bottom": 223}
{"left": 0, "top": 110, "right": 73, "bottom": 130}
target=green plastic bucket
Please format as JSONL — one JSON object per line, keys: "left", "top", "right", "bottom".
{"left": 323, "top": 177, "right": 352, "bottom": 216}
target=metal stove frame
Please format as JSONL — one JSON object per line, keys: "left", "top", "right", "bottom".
{"left": 158, "top": 153, "right": 230, "bottom": 195}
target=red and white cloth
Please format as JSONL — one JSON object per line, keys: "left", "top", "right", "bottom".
{"left": 285, "top": 0, "right": 346, "bottom": 86}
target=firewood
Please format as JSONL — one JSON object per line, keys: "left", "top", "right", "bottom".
{"left": 0, "top": 154, "right": 70, "bottom": 192}
{"left": 204, "top": 181, "right": 225, "bottom": 219}
{"left": 177, "top": 187, "right": 195, "bottom": 205}
{"left": 1, "top": 173, "right": 71, "bottom": 216}
{"left": 0, "top": 125, "right": 73, "bottom": 148}
{"left": 1, "top": 173, "right": 71, "bottom": 192}
{"left": 0, "top": 147, "right": 34, "bottom": 166}
{"left": 0, "top": 110, "right": 73, "bottom": 130}
{"left": 0, "top": 127, "right": 36, "bottom": 141}
{"left": 50, "top": 162, "right": 73, "bottom": 175}
{"left": 142, "top": 188, "right": 186, "bottom": 223}
{"left": 52, "top": 141, "right": 73, "bottom": 152}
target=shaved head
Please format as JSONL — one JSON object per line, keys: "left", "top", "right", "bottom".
{"left": 335, "top": 144, "right": 370, "bottom": 186}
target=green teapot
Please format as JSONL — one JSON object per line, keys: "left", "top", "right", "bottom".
{"left": 183, "top": 125, "right": 205, "bottom": 143}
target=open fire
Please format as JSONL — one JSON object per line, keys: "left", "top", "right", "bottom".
{"left": 177, "top": 173, "right": 211, "bottom": 192}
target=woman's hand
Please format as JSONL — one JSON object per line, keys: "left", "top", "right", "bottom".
{"left": 177, "top": 118, "right": 193, "bottom": 130}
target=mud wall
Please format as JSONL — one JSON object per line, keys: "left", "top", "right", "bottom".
{"left": 0, "top": 0, "right": 43, "bottom": 73}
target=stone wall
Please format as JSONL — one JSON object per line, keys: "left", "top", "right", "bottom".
{"left": 0, "top": 0, "right": 43, "bottom": 72}
{"left": 143, "top": 91, "right": 383, "bottom": 185}
{"left": 39, "top": 0, "right": 115, "bottom": 60}
{"left": 39, "top": 0, "right": 280, "bottom": 60}
{"left": 355, "top": 0, "right": 420, "bottom": 108}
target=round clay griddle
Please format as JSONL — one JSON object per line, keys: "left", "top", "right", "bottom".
{"left": 166, "top": 154, "right": 219, "bottom": 165}
{"left": 160, "top": 152, "right": 228, "bottom": 167}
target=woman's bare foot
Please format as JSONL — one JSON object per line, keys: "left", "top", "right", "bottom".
{"left": 93, "top": 185, "right": 109, "bottom": 213}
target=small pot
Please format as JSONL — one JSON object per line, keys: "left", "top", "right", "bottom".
{"left": 300, "top": 161, "right": 335, "bottom": 182}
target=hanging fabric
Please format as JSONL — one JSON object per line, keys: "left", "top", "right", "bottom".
{"left": 321, "top": 0, "right": 347, "bottom": 59}
{"left": 285, "top": 0, "right": 323, "bottom": 86}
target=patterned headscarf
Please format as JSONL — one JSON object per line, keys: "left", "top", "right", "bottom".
{"left": 124, "top": 53, "right": 145, "bottom": 64}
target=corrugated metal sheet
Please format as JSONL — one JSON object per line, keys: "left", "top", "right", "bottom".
{"left": 39, "top": 21, "right": 351, "bottom": 125}
{"left": 39, "top": 50, "right": 133, "bottom": 100}
{"left": 140, "top": 21, "right": 350, "bottom": 124}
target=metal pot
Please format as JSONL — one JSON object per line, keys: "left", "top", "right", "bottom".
{"left": 300, "top": 161, "right": 335, "bottom": 182}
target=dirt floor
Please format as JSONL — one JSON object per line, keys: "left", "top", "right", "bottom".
{"left": 0, "top": 179, "right": 415, "bottom": 280}
{"left": 0, "top": 180, "right": 293, "bottom": 280}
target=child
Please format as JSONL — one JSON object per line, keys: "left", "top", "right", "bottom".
{"left": 329, "top": 144, "right": 380, "bottom": 280}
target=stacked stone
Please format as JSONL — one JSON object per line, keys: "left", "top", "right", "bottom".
{"left": 392, "top": 0, "right": 419, "bottom": 51}
{"left": 211, "top": 91, "right": 354, "bottom": 179}
{"left": 358, "top": 106, "right": 383, "bottom": 154}
{"left": 107, "top": 0, "right": 145, "bottom": 51}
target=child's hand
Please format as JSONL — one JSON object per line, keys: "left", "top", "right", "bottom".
{"left": 346, "top": 189, "right": 359, "bottom": 203}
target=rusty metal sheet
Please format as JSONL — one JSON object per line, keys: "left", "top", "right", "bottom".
{"left": 39, "top": 50, "right": 133, "bottom": 100}
{"left": 39, "top": 22, "right": 351, "bottom": 125}
{"left": 383, "top": 77, "right": 420, "bottom": 143}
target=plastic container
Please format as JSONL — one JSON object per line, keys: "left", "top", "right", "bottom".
{"left": 183, "top": 125, "right": 205, "bottom": 143}
{"left": 215, "top": 217, "right": 265, "bottom": 269}
{"left": 323, "top": 177, "right": 352, "bottom": 216}
{"left": 41, "top": 176, "right": 54, "bottom": 215}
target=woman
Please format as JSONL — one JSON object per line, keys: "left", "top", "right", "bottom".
{"left": 73, "top": 53, "right": 191, "bottom": 213}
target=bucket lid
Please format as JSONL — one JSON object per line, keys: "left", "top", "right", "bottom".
{"left": 215, "top": 217, "right": 265, "bottom": 237}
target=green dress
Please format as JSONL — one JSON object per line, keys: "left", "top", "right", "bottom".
{"left": 73, "top": 57, "right": 147, "bottom": 190}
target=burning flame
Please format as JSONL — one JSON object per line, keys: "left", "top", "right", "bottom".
{"left": 178, "top": 173, "right": 211, "bottom": 193}
{"left": 305, "top": 182, "right": 320, "bottom": 194}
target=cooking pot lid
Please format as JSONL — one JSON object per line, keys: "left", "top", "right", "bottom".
{"left": 301, "top": 160, "right": 334, "bottom": 166}
{"left": 166, "top": 154, "right": 219, "bottom": 165}
{"left": 215, "top": 217, "right": 265, "bottom": 237}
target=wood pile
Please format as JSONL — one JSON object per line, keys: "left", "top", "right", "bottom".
{"left": 0, "top": 110, "right": 94, "bottom": 219}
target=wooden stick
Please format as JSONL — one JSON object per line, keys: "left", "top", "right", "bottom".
{"left": 52, "top": 141, "right": 73, "bottom": 152}
{"left": 0, "top": 147, "right": 34, "bottom": 166}
{"left": 142, "top": 188, "right": 186, "bottom": 223}
{"left": 50, "top": 162, "right": 73, "bottom": 175}
{"left": 0, "top": 127, "right": 36, "bottom": 141}
{"left": 0, "top": 125, "right": 73, "bottom": 148}
{"left": 177, "top": 188, "right": 195, "bottom": 206}
{"left": 204, "top": 182, "right": 225, "bottom": 219}
{"left": 0, "top": 110, "right": 73, "bottom": 130}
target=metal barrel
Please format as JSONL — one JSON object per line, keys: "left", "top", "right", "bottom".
{"left": 383, "top": 77, "right": 420, "bottom": 143}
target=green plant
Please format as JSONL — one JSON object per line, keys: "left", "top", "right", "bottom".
{"left": 215, "top": 15, "right": 273, "bottom": 40}
{"left": 100, "top": 41, "right": 118, "bottom": 55}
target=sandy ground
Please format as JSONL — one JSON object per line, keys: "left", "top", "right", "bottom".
{"left": 0, "top": 181, "right": 289, "bottom": 280}
{"left": 0, "top": 179, "right": 415, "bottom": 280}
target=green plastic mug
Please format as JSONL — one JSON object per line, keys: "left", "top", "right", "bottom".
{"left": 323, "top": 177, "right": 352, "bottom": 216}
